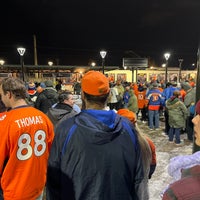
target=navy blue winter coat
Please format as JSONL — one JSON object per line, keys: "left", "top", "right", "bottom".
{"left": 47, "top": 110, "right": 143, "bottom": 200}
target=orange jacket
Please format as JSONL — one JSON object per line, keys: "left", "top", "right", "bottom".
{"left": 179, "top": 89, "right": 186, "bottom": 102}
{"left": 145, "top": 136, "right": 156, "bottom": 165}
{"left": 0, "top": 107, "right": 54, "bottom": 200}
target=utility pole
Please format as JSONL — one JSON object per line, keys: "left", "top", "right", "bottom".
{"left": 178, "top": 59, "right": 183, "bottom": 82}
{"left": 33, "top": 35, "right": 38, "bottom": 65}
{"left": 164, "top": 53, "right": 170, "bottom": 84}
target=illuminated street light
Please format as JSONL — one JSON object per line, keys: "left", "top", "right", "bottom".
{"left": 48, "top": 61, "right": 53, "bottom": 66}
{"left": 0, "top": 60, "right": 5, "bottom": 65}
{"left": 162, "top": 64, "right": 166, "bottom": 68}
{"left": 164, "top": 52, "right": 171, "bottom": 84}
{"left": 178, "top": 58, "right": 183, "bottom": 82}
{"left": 100, "top": 50, "right": 107, "bottom": 74}
{"left": 17, "top": 47, "right": 26, "bottom": 82}
{"left": 91, "top": 62, "right": 96, "bottom": 67}
{"left": 164, "top": 53, "right": 170, "bottom": 61}
{"left": 0, "top": 59, "right": 5, "bottom": 65}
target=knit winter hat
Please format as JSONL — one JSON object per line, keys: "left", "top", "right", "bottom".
{"left": 190, "top": 81, "right": 195, "bottom": 87}
{"left": 45, "top": 80, "right": 53, "bottom": 87}
{"left": 81, "top": 71, "right": 110, "bottom": 96}
{"left": 28, "top": 82, "right": 36, "bottom": 90}
{"left": 181, "top": 82, "right": 191, "bottom": 91}
{"left": 117, "top": 108, "right": 136, "bottom": 123}
{"left": 40, "top": 82, "right": 46, "bottom": 88}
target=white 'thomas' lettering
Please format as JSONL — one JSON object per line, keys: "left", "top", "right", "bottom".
{"left": 15, "top": 116, "right": 44, "bottom": 128}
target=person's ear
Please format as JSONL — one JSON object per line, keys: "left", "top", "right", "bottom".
{"left": 81, "top": 91, "right": 85, "bottom": 100}
{"left": 7, "top": 91, "right": 12, "bottom": 99}
{"left": 63, "top": 99, "right": 68, "bottom": 104}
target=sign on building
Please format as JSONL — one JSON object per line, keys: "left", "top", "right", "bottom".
{"left": 123, "top": 58, "right": 148, "bottom": 68}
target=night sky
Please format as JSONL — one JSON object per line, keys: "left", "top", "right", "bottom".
{"left": 0, "top": 0, "right": 200, "bottom": 69}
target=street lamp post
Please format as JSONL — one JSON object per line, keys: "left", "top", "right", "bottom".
{"left": 17, "top": 47, "right": 26, "bottom": 82}
{"left": 164, "top": 52, "right": 170, "bottom": 84}
{"left": 100, "top": 50, "right": 107, "bottom": 74}
{"left": 178, "top": 58, "right": 183, "bottom": 82}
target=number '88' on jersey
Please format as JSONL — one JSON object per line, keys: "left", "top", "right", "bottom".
{"left": 17, "top": 130, "right": 46, "bottom": 161}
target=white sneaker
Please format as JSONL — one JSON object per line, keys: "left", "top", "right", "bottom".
{"left": 175, "top": 141, "right": 184, "bottom": 146}
{"left": 161, "top": 132, "right": 168, "bottom": 137}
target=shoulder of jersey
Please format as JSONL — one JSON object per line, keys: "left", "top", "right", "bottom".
{"left": 0, "top": 113, "right": 7, "bottom": 121}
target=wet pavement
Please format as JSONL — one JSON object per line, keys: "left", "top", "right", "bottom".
{"left": 137, "top": 117, "right": 193, "bottom": 200}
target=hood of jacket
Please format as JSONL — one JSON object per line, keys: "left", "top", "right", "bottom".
{"left": 43, "top": 88, "right": 58, "bottom": 99}
{"left": 73, "top": 110, "right": 129, "bottom": 144}
{"left": 47, "top": 103, "right": 77, "bottom": 125}
{"left": 166, "top": 97, "right": 180, "bottom": 109}
{"left": 128, "top": 89, "right": 134, "bottom": 96}
{"left": 48, "top": 107, "right": 72, "bottom": 122}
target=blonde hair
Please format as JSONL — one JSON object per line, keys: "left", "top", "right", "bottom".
{"left": 135, "top": 123, "right": 152, "bottom": 172}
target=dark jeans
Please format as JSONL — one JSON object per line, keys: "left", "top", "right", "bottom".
{"left": 148, "top": 110, "right": 159, "bottom": 129}
{"left": 186, "top": 115, "right": 194, "bottom": 141}
{"left": 165, "top": 110, "right": 170, "bottom": 135}
{"left": 141, "top": 107, "right": 148, "bottom": 121}
{"left": 169, "top": 127, "right": 181, "bottom": 144}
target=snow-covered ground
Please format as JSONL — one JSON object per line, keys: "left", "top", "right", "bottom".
{"left": 137, "top": 120, "right": 193, "bottom": 200}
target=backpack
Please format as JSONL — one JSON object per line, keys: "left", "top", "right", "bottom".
{"left": 189, "top": 104, "right": 195, "bottom": 116}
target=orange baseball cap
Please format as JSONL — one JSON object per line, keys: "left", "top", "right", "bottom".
{"left": 81, "top": 71, "right": 110, "bottom": 96}
{"left": 117, "top": 108, "right": 137, "bottom": 123}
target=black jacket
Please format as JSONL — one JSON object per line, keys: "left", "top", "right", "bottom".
{"left": 35, "top": 87, "right": 58, "bottom": 113}
{"left": 47, "top": 110, "right": 143, "bottom": 200}
{"left": 47, "top": 103, "right": 77, "bottom": 127}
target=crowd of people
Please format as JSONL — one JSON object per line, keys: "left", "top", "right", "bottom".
{"left": 0, "top": 72, "right": 199, "bottom": 200}
{"left": 108, "top": 78, "right": 196, "bottom": 146}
